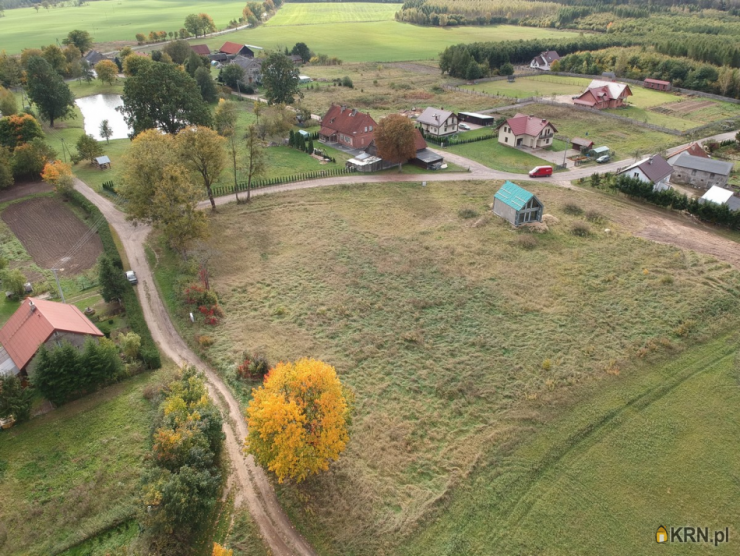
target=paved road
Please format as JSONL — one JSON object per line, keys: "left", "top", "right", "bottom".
{"left": 73, "top": 179, "right": 316, "bottom": 556}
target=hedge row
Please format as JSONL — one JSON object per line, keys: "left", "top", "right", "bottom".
{"left": 68, "top": 191, "right": 161, "bottom": 369}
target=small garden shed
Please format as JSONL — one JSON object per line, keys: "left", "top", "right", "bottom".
{"left": 493, "top": 181, "right": 544, "bottom": 226}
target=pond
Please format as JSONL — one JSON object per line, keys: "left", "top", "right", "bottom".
{"left": 74, "top": 94, "right": 131, "bottom": 141}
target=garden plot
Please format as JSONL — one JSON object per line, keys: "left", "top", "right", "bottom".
{"left": 1, "top": 197, "right": 103, "bottom": 274}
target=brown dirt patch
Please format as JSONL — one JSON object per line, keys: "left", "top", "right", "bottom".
{"left": 0, "top": 181, "right": 53, "bottom": 204}
{"left": 657, "top": 100, "right": 715, "bottom": 114}
{"left": 1, "top": 197, "right": 103, "bottom": 274}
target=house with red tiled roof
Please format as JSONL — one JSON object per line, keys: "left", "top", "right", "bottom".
{"left": 218, "top": 42, "right": 260, "bottom": 58}
{"left": 190, "top": 44, "right": 211, "bottom": 56}
{"left": 497, "top": 113, "right": 557, "bottom": 149}
{"left": 0, "top": 298, "right": 103, "bottom": 377}
{"left": 666, "top": 142, "right": 709, "bottom": 165}
{"left": 573, "top": 80, "right": 632, "bottom": 109}
{"left": 319, "top": 105, "right": 377, "bottom": 149}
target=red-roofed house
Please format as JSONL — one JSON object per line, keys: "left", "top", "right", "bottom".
{"left": 573, "top": 80, "right": 632, "bottom": 109}
{"left": 0, "top": 298, "right": 103, "bottom": 377}
{"left": 218, "top": 42, "right": 258, "bottom": 58}
{"left": 190, "top": 44, "right": 211, "bottom": 56}
{"left": 666, "top": 142, "right": 709, "bottom": 165}
{"left": 497, "top": 113, "right": 557, "bottom": 149}
{"left": 319, "top": 105, "right": 377, "bottom": 149}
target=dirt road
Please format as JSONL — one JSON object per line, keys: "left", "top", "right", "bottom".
{"left": 73, "top": 179, "right": 316, "bottom": 556}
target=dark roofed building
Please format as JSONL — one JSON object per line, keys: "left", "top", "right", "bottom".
{"left": 416, "top": 107, "right": 458, "bottom": 137}
{"left": 84, "top": 50, "right": 106, "bottom": 65}
{"left": 231, "top": 56, "right": 263, "bottom": 83}
{"left": 530, "top": 50, "right": 560, "bottom": 71}
{"left": 458, "top": 112, "right": 495, "bottom": 126}
{"left": 411, "top": 129, "right": 443, "bottom": 169}
{"left": 618, "top": 155, "right": 673, "bottom": 191}
{"left": 571, "top": 137, "right": 594, "bottom": 151}
{"left": 670, "top": 152, "right": 734, "bottom": 190}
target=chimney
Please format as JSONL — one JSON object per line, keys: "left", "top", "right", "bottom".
{"left": 29, "top": 300, "right": 36, "bottom": 312}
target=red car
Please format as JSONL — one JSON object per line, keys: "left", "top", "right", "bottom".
{"left": 528, "top": 165, "right": 553, "bottom": 178}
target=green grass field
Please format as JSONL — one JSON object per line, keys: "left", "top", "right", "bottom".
{"left": 148, "top": 179, "right": 740, "bottom": 554}
{"left": 205, "top": 13, "right": 578, "bottom": 62}
{"left": 0, "top": 371, "right": 163, "bottom": 555}
{"left": 445, "top": 139, "right": 555, "bottom": 173}
{"left": 264, "top": 2, "right": 399, "bottom": 25}
{"left": 402, "top": 334, "right": 740, "bottom": 554}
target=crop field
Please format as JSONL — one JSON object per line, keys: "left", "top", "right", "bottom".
{"left": 264, "top": 2, "right": 399, "bottom": 25}
{"left": 2, "top": 197, "right": 103, "bottom": 273}
{"left": 204, "top": 12, "right": 578, "bottom": 62}
{"left": 0, "top": 370, "right": 168, "bottom": 555}
{"left": 151, "top": 180, "right": 740, "bottom": 553}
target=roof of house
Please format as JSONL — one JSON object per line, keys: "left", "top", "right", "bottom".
{"left": 95, "top": 156, "right": 111, "bottom": 165}
{"left": 591, "top": 146, "right": 610, "bottom": 154}
{"left": 413, "top": 128, "right": 427, "bottom": 151}
{"left": 414, "top": 149, "right": 443, "bottom": 164}
{"left": 667, "top": 142, "right": 709, "bottom": 160}
{"left": 701, "top": 186, "right": 735, "bottom": 205}
{"left": 289, "top": 54, "right": 303, "bottom": 63}
{"left": 84, "top": 50, "right": 105, "bottom": 65}
{"left": 494, "top": 181, "right": 537, "bottom": 211}
{"left": 532, "top": 50, "right": 560, "bottom": 65}
{"left": 501, "top": 113, "right": 558, "bottom": 137}
{"left": 571, "top": 137, "right": 594, "bottom": 148}
{"left": 231, "top": 56, "right": 262, "bottom": 71}
{"left": 586, "top": 79, "right": 632, "bottom": 99}
{"left": 728, "top": 196, "right": 740, "bottom": 212}
{"left": 219, "top": 42, "right": 249, "bottom": 55}
{"left": 672, "top": 152, "right": 734, "bottom": 175}
{"left": 417, "top": 107, "right": 455, "bottom": 126}
{"left": 190, "top": 44, "right": 211, "bottom": 56}
{"left": 0, "top": 298, "right": 103, "bottom": 371}
{"left": 320, "top": 105, "right": 377, "bottom": 137}
{"left": 619, "top": 155, "right": 673, "bottom": 183}
{"left": 645, "top": 78, "right": 671, "bottom": 86}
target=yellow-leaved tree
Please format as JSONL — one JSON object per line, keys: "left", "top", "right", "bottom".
{"left": 212, "top": 543, "right": 233, "bottom": 556}
{"left": 245, "top": 358, "right": 353, "bottom": 483}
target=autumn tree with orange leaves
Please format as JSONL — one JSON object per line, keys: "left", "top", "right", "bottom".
{"left": 212, "top": 543, "right": 234, "bottom": 556}
{"left": 41, "top": 159, "right": 74, "bottom": 195}
{"left": 245, "top": 358, "right": 353, "bottom": 483}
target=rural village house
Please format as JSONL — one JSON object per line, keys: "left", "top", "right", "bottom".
{"left": 666, "top": 142, "right": 709, "bottom": 165}
{"left": 571, "top": 137, "right": 594, "bottom": 152}
{"left": 218, "top": 42, "right": 261, "bottom": 59}
{"left": 83, "top": 50, "right": 106, "bottom": 66}
{"left": 699, "top": 186, "right": 740, "bottom": 211}
{"left": 644, "top": 78, "right": 672, "bottom": 91}
{"left": 231, "top": 56, "right": 263, "bottom": 84}
{"left": 357, "top": 129, "right": 442, "bottom": 172}
{"left": 416, "top": 107, "right": 458, "bottom": 137}
{"left": 190, "top": 44, "right": 211, "bottom": 56}
{"left": 497, "top": 114, "right": 557, "bottom": 149}
{"left": 493, "top": 181, "right": 544, "bottom": 226}
{"left": 529, "top": 50, "right": 560, "bottom": 71}
{"left": 0, "top": 298, "right": 103, "bottom": 377}
{"left": 410, "top": 128, "right": 444, "bottom": 169}
{"left": 618, "top": 155, "right": 673, "bottom": 191}
{"left": 669, "top": 152, "right": 733, "bottom": 189}
{"left": 319, "top": 105, "right": 377, "bottom": 149}
{"left": 573, "top": 80, "right": 632, "bottom": 109}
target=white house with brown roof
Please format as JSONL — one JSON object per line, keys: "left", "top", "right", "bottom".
{"left": 530, "top": 51, "right": 560, "bottom": 71}
{"left": 0, "top": 298, "right": 103, "bottom": 377}
{"left": 416, "top": 107, "right": 458, "bottom": 137}
{"left": 617, "top": 155, "right": 673, "bottom": 192}
{"left": 497, "top": 114, "right": 557, "bottom": 149}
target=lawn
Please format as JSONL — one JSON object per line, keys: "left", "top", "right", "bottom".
{"left": 148, "top": 179, "right": 740, "bottom": 554}
{"left": 205, "top": 17, "right": 579, "bottom": 63}
{"left": 0, "top": 371, "right": 164, "bottom": 555}
{"left": 464, "top": 75, "right": 592, "bottom": 99}
{"left": 402, "top": 333, "right": 740, "bottom": 554}
{"left": 445, "top": 139, "right": 554, "bottom": 173}
{"left": 498, "top": 103, "right": 683, "bottom": 159}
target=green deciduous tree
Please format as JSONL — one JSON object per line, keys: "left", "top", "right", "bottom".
{"left": 98, "top": 255, "right": 129, "bottom": 302}
{"left": 220, "top": 64, "right": 244, "bottom": 89}
{"left": 261, "top": 51, "right": 301, "bottom": 105}
{"left": 25, "top": 56, "right": 76, "bottom": 127}
{"left": 76, "top": 133, "right": 103, "bottom": 164}
{"left": 0, "top": 147, "right": 13, "bottom": 189}
{"left": 0, "top": 268, "right": 26, "bottom": 297}
{"left": 176, "top": 125, "right": 226, "bottom": 210}
{"left": 163, "top": 39, "right": 192, "bottom": 65}
{"left": 374, "top": 114, "right": 417, "bottom": 172}
{"left": 194, "top": 66, "right": 217, "bottom": 102}
{"left": 11, "top": 138, "right": 56, "bottom": 178}
{"left": 241, "top": 124, "right": 265, "bottom": 203}
{"left": 62, "top": 29, "right": 93, "bottom": 53}
{"left": 0, "top": 86, "right": 17, "bottom": 116}
{"left": 291, "top": 42, "right": 311, "bottom": 62}
{"left": 95, "top": 59, "right": 118, "bottom": 85}
{"left": 0, "top": 375, "right": 33, "bottom": 423}
{"left": 99, "top": 119, "right": 113, "bottom": 143}
{"left": 0, "top": 113, "right": 43, "bottom": 150}
{"left": 214, "top": 99, "right": 240, "bottom": 199}
{"left": 185, "top": 51, "right": 203, "bottom": 77}
{"left": 0, "top": 51, "right": 23, "bottom": 89}
{"left": 119, "top": 62, "right": 212, "bottom": 136}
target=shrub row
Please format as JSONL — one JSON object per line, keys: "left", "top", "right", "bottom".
{"left": 68, "top": 190, "right": 161, "bottom": 369}
{"left": 421, "top": 129, "right": 496, "bottom": 146}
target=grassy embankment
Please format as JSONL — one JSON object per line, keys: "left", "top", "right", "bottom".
{"left": 146, "top": 179, "right": 740, "bottom": 554}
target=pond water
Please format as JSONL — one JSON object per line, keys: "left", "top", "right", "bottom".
{"left": 74, "top": 94, "right": 131, "bottom": 141}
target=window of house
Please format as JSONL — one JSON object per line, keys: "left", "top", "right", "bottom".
{"left": 691, "top": 169, "right": 697, "bottom": 175}
{"left": 633, "top": 172, "right": 639, "bottom": 178}
{"left": 369, "top": 126, "right": 373, "bottom": 131}
{"left": 505, "top": 137, "right": 508, "bottom": 143}
{"left": 710, "top": 173, "right": 715, "bottom": 178}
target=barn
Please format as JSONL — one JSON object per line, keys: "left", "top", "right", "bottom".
{"left": 457, "top": 112, "right": 495, "bottom": 126}
{"left": 644, "top": 78, "right": 671, "bottom": 91}
{"left": 493, "top": 181, "right": 544, "bottom": 226}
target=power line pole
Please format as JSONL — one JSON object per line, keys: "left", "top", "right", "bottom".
{"left": 51, "top": 269, "right": 66, "bottom": 303}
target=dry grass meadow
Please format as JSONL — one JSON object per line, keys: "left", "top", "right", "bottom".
{"left": 150, "top": 181, "right": 740, "bottom": 554}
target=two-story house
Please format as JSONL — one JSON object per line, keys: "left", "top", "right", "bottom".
{"left": 497, "top": 114, "right": 557, "bottom": 149}
{"left": 319, "top": 105, "right": 377, "bottom": 149}
{"left": 416, "top": 107, "right": 458, "bottom": 137}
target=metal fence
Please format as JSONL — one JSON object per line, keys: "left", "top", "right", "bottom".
{"left": 211, "top": 167, "right": 357, "bottom": 197}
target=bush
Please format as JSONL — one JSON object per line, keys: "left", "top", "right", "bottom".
{"left": 236, "top": 352, "right": 271, "bottom": 380}
{"left": 562, "top": 203, "right": 583, "bottom": 216}
{"left": 585, "top": 209, "right": 605, "bottom": 223}
{"left": 570, "top": 221, "right": 591, "bottom": 237}
{"left": 0, "top": 375, "right": 33, "bottom": 423}
{"left": 458, "top": 208, "right": 479, "bottom": 219}
{"left": 516, "top": 234, "right": 538, "bottom": 250}
{"left": 342, "top": 76, "right": 353, "bottom": 88}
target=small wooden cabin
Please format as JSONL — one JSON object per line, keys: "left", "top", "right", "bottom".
{"left": 493, "top": 181, "right": 544, "bottom": 226}
{"left": 644, "top": 78, "right": 671, "bottom": 91}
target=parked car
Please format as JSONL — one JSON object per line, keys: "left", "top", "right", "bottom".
{"left": 596, "top": 154, "right": 611, "bottom": 163}
{"left": 528, "top": 165, "right": 553, "bottom": 178}
{"left": 126, "top": 270, "right": 138, "bottom": 285}
{"left": 459, "top": 123, "right": 471, "bottom": 130}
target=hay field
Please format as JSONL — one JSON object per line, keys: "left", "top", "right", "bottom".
{"left": 151, "top": 180, "right": 740, "bottom": 553}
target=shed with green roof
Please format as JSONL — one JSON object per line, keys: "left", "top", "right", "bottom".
{"left": 493, "top": 181, "right": 544, "bottom": 226}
